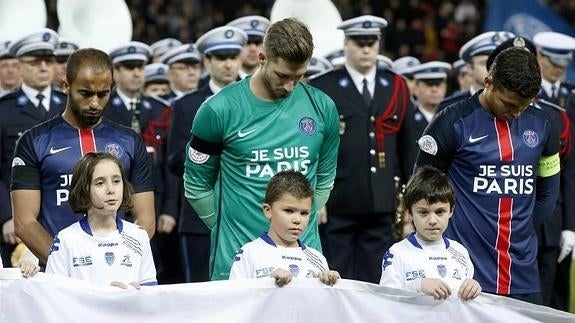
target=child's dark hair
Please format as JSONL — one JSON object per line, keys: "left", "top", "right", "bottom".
{"left": 264, "top": 170, "right": 314, "bottom": 205}
{"left": 69, "top": 152, "right": 134, "bottom": 213}
{"left": 403, "top": 166, "right": 455, "bottom": 213}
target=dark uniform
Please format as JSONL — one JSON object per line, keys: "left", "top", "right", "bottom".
{"left": 436, "top": 89, "right": 471, "bottom": 113}
{"left": 167, "top": 84, "right": 212, "bottom": 283}
{"left": 310, "top": 66, "right": 412, "bottom": 283}
{"left": 104, "top": 90, "right": 183, "bottom": 283}
{"left": 0, "top": 88, "right": 66, "bottom": 266}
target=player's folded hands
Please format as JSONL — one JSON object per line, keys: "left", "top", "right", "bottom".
{"left": 316, "top": 270, "right": 340, "bottom": 286}
{"left": 458, "top": 278, "right": 481, "bottom": 301}
{"left": 271, "top": 268, "right": 292, "bottom": 287}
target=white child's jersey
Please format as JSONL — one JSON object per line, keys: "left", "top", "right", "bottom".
{"left": 379, "top": 232, "right": 474, "bottom": 295}
{"left": 46, "top": 216, "right": 157, "bottom": 286}
{"left": 229, "top": 233, "right": 329, "bottom": 279}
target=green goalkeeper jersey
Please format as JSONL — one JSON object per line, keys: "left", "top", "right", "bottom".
{"left": 183, "top": 77, "right": 339, "bottom": 280}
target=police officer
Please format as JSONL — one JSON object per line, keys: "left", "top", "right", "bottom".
{"left": 143, "top": 63, "right": 171, "bottom": 97}
{"left": 310, "top": 15, "right": 413, "bottom": 283}
{"left": 160, "top": 43, "right": 202, "bottom": 101}
{"left": 226, "top": 15, "right": 270, "bottom": 79}
{"left": 398, "top": 61, "right": 451, "bottom": 182}
{"left": 52, "top": 39, "right": 79, "bottom": 91}
{"left": 150, "top": 38, "right": 182, "bottom": 63}
{"left": 0, "top": 41, "right": 20, "bottom": 98}
{"left": 0, "top": 28, "right": 66, "bottom": 267}
{"left": 438, "top": 31, "right": 514, "bottom": 112}
{"left": 105, "top": 41, "right": 183, "bottom": 283}
{"left": 167, "top": 25, "right": 247, "bottom": 282}
{"left": 532, "top": 31, "right": 575, "bottom": 310}
{"left": 304, "top": 56, "right": 332, "bottom": 81}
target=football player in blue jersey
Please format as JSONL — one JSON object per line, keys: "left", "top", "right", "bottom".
{"left": 12, "top": 48, "right": 155, "bottom": 263}
{"left": 415, "top": 46, "right": 560, "bottom": 304}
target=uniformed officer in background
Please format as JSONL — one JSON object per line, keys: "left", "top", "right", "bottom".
{"left": 150, "top": 38, "right": 182, "bottom": 63}
{"left": 309, "top": 15, "right": 413, "bottom": 283}
{"left": 0, "top": 28, "right": 66, "bottom": 267}
{"left": 160, "top": 43, "right": 202, "bottom": 100}
{"left": 167, "top": 25, "right": 246, "bottom": 282}
{"left": 398, "top": 61, "right": 451, "bottom": 183}
{"left": 0, "top": 40, "right": 21, "bottom": 98}
{"left": 52, "top": 39, "right": 79, "bottom": 91}
{"left": 226, "top": 15, "right": 270, "bottom": 79}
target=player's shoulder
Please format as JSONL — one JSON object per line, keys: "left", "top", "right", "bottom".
{"left": 438, "top": 90, "right": 470, "bottom": 112}
{"left": 55, "top": 221, "right": 83, "bottom": 239}
{"left": 20, "top": 115, "right": 65, "bottom": 139}
{"left": 534, "top": 98, "right": 565, "bottom": 113}
{"left": 445, "top": 238, "right": 470, "bottom": 257}
{"left": 101, "top": 117, "right": 140, "bottom": 136}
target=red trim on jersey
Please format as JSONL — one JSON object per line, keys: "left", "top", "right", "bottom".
{"left": 494, "top": 119, "right": 514, "bottom": 161}
{"left": 78, "top": 129, "right": 96, "bottom": 155}
{"left": 495, "top": 197, "right": 513, "bottom": 294}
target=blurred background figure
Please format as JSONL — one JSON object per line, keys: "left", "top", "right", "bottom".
{"left": 143, "top": 63, "right": 171, "bottom": 97}
{"left": 151, "top": 38, "right": 182, "bottom": 63}
{"left": 160, "top": 43, "right": 201, "bottom": 100}
{"left": 451, "top": 59, "right": 472, "bottom": 94}
{"left": 227, "top": 15, "right": 270, "bottom": 79}
{"left": 0, "top": 41, "right": 20, "bottom": 98}
{"left": 52, "top": 39, "right": 78, "bottom": 91}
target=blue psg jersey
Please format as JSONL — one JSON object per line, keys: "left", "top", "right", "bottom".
{"left": 11, "top": 116, "right": 153, "bottom": 236}
{"left": 416, "top": 93, "right": 560, "bottom": 295}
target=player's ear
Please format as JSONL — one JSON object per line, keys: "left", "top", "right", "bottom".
{"left": 62, "top": 78, "right": 70, "bottom": 94}
{"left": 258, "top": 51, "right": 266, "bottom": 66}
{"left": 262, "top": 203, "right": 272, "bottom": 220}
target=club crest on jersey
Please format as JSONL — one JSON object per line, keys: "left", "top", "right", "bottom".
{"left": 288, "top": 264, "right": 300, "bottom": 277}
{"left": 188, "top": 146, "right": 209, "bottom": 164}
{"left": 105, "top": 143, "right": 124, "bottom": 158}
{"left": 105, "top": 251, "right": 115, "bottom": 266}
{"left": 522, "top": 130, "right": 539, "bottom": 148}
{"left": 418, "top": 135, "right": 438, "bottom": 155}
{"left": 299, "top": 117, "right": 317, "bottom": 136}
{"left": 437, "top": 264, "right": 447, "bottom": 278}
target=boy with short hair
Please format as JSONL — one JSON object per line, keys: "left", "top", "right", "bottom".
{"left": 229, "top": 170, "right": 340, "bottom": 287}
{"left": 379, "top": 166, "right": 481, "bottom": 300}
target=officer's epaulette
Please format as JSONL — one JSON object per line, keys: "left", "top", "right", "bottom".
{"left": 145, "top": 94, "right": 171, "bottom": 107}
{"left": 536, "top": 98, "right": 566, "bottom": 112}
{"left": 307, "top": 67, "right": 335, "bottom": 81}
{"left": 0, "top": 90, "right": 20, "bottom": 102}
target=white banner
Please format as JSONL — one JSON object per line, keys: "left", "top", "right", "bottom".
{"left": 0, "top": 269, "right": 573, "bottom": 323}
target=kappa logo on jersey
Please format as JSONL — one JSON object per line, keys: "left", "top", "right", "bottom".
{"left": 299, "top": 117, "right": 317, "bottom": 136}
{"left": 437, "top": 264, "right": 447, "bottom": 278}
{"left": 105, "top": 251, "right": 115, "bottom": 266}
{"left": 188, "top": 146, "right": 210, "bottom": 164}
{"left": 233, "top": 248, "right": 244, "bottom": 262}
{"left": 11, "top": 157, "right": 25, "bottom": 167}
{"left": 49, "top": 236, "right": 60, "bottom": 254}
{"left": 522, "top": 130, "right": 539, "bottom": 148}
{"left": 105, "top": 143, "right": 124, "bottom": 158}
{"left": 418, "top": 135, "right": 438, "bottom": 155}
{"left": 49, "top": 146, "right": 72, "bottom": 154}
{"left": 121, "top": 255, "right": 133, "bottom": 267}
{"left": 382, "top": 250, "right": 394, "bottom": 271}
{"left": 237, "top": 128, "right": 257, "bottom": 138}
{"left": 288, "top": 264, "right": 300, "bottom": 277}
{"left": 72, "top": 256, "right": 93, "bottom": 267}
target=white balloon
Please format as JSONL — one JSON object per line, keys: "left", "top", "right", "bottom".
{"left": 270, "top": 0, "right": 344, "bottom": 57}
{"left": 57, "top": 0, "right": 132, "bottom": 53}
{"left": 0, "top": 0, "right": 47, "bottom": 41}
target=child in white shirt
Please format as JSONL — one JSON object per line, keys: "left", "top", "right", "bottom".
{"left": 46, "top": 152, "right": 156, "bottom": 288}
{"left": 380, "top": 166, "right": 481, "bottom": 300}
{"left": 229, "top": 170, "right": 340, "bottom": 287}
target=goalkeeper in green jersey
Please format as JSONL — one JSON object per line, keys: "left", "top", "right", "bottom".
{"left": 183, "top": 18, "right": 340, "bottom": 280}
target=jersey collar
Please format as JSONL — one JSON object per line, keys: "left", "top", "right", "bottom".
{"left": 80, "top": 215, "right": 124, "bottom": 236}
{"left": 260, "top": 232, "right": 306, "bottom": 249}
{"left": 407, "top": 232, "right": 450, "bottom": 249}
